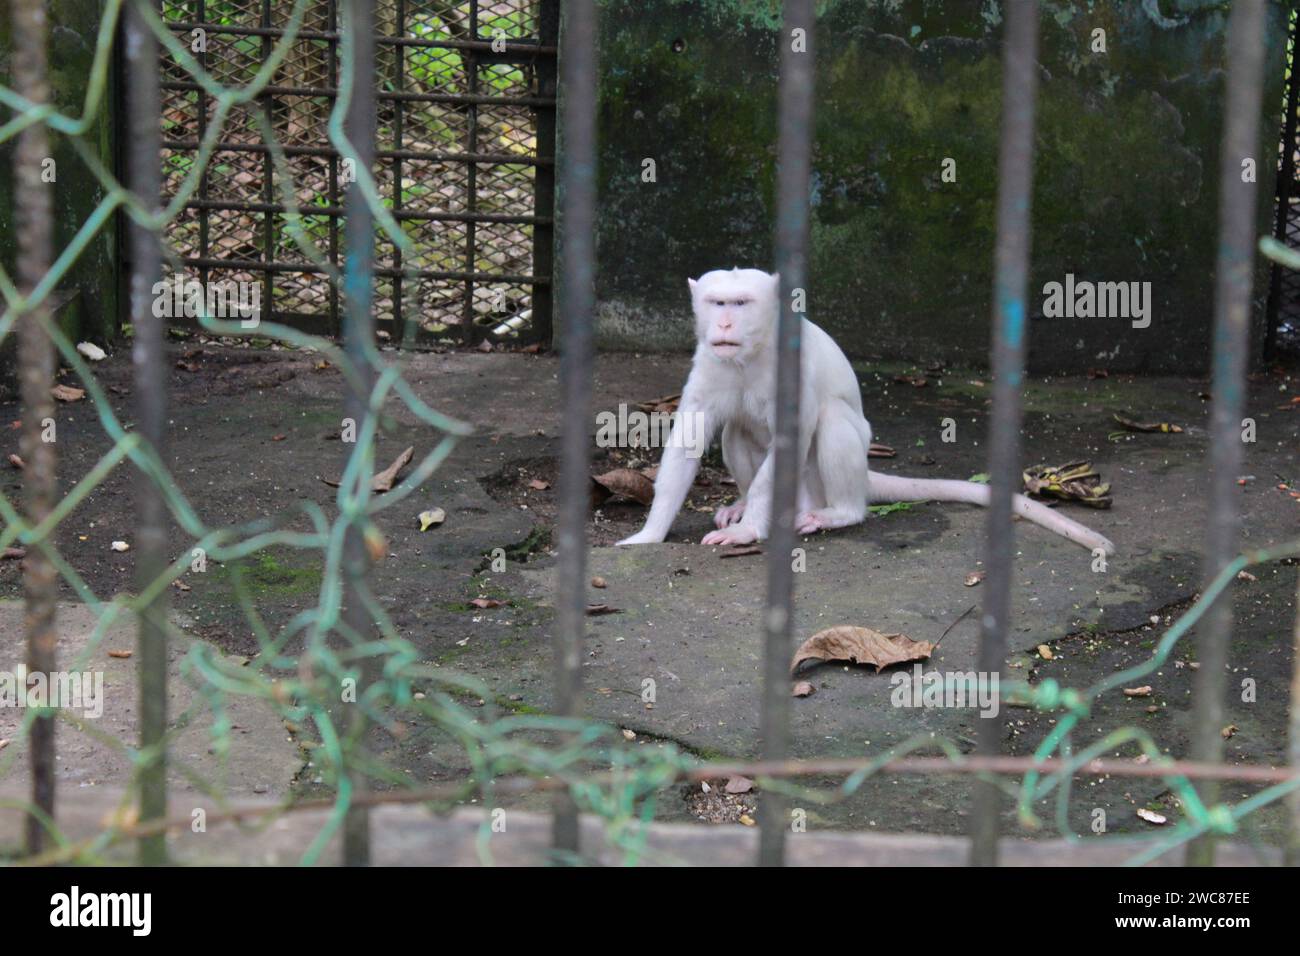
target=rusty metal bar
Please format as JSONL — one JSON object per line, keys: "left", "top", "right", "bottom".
{"left": 1265, "top": 13, "right": 1299, "bottom": 361}
{"left": 174, "top": 256, "right": 545, "bottom": 285}
{"left": 160, "top": 79, "right": 557, "bottom": 109}
{"left": 197, "top": 0, "right": 210, "bottom": 297}
{"left": 180, "top": 197, "right": 550, "bottom": 226}
{"left": 394, "top": 0, "right": 408, "bottom": 343}
{"left": 10, "top": 0, "right": 57, "bottom": 859}
{"left": 1187, "top": 0, "right": 1267, "bottom": 868}
{"left": 531, "top": 0, "right": 560, "bottom": 344}
{"left": 328, "top": 0, "right": 340, "bottom": 336}
{"left": 163, "top": 20, "right": 557, "bottom": 55}
{"left": 758, "top": 0, "right": 815, "bottom": 869}
{"left": 1288, "top": 571, "right": 1300, "bottom": 866}
{"left": 969, "top": 0, "right": 1039, "bottom": 869}
{"left": 551, "top": 0, "right": 597, "bottom": 860}
{"left": 160, "top": 138, "right": 552, "bottom": 167}
{"left": 126, "top": 0, "right": 169, "bottom": 867}
{"left": 259, "top": 0, "right": 275, "bottom": 340}
{"left": 340, "top": 0, "right": 378, "bottom": 867}
{"left": 463, "top": 1, "right": 481, "bottom": 343}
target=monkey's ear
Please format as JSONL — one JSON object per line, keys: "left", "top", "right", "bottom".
{"left": 687, "top": 277, "right": 698, "bottom": 291}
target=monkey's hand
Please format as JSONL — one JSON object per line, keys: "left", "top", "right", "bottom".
{"left": 700, "top": 524, "right": 760, "bottom": 547}
{"left": 615, "top": 529, "right": 664, "bottom": 546}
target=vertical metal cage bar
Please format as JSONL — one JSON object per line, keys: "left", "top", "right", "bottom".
{"left": 532, "top": 0, "right": 560, "bottom": 344}
{"left": 551, "top": 0, "right": 597, "bottom": 860}
{"left": 463, "top": 0, "right": 481, "bottom": 342}
{"left": 260, "top": 0, "right": 276, "bottom": 329}
{"left": 197, "top": 0, "right": 210, "bottom": 295}
{"left": 758, "top": 0, "right": 815, "bottom": 869}
{"left": 328, "top": 0, "right": 341, "bottom": 336}
{"left": 1187, "top": 0, "right": 1267, "bottom": 868}
{"left": 969, "top": 0, "right": 1039, "bottom": 869}
{"left": 10, "top": 0, "right": 58, "bottom": 858}
{"left": 126, "top": 0, "right": 169, "bottom": 867}
{"left": 1288, "top": 572, "right": 1300, "bottom": 866}
{"left": 394, "top": 0, "right": 408, "bottom": 343}
{"left": 1265, "top": 12, "right": 1298, "bottom": 361}
{"left": 340, "top": 0, "right": 379, "bottom": 867}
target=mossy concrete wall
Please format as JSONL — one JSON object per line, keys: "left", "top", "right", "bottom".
{"left": 571, "top": 0, "right": 1289, "bottom": 373}
{"left": 0, "top": 0, "right": 118, "bottom": 343}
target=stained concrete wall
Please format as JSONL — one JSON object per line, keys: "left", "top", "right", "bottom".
{"left": 569, "top": 0, "right": 1289, "bottom": 373}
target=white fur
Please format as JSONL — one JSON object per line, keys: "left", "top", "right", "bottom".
{"left": 616, "top": 268, "right": 1115, "bottom": 555}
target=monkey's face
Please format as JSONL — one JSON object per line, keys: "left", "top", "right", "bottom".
{"left": 688, "top": 268, "right": 779, "bottom": 362}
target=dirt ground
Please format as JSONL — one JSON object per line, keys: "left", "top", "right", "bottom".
{"left": 1, "top": 332, "right": 1297, "bottom": 853}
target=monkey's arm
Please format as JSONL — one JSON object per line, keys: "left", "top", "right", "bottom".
{"left": 616, "top": 396, "right": 717, "bottom": 545}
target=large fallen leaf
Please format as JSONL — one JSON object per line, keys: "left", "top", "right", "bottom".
{"left": 372, "top": 446, "right": 414, "bottom": 493}
{"left": 590, "top": 468, "right": 654, "bottom": 507}
{"left": 790, "top": 626, "right": 934, "bottom": 675}
{"left": 418, "top": 508, "right": 446, "bottom": 531}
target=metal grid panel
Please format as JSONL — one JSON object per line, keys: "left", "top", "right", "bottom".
{"left": 158, "top": 0, "right": 556, "bottom": 345}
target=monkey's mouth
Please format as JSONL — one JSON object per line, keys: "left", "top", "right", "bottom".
{"left": 711, "top": 341, "right": 742, "bottom": 357}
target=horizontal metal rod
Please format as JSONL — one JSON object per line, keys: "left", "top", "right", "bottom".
{"left": 180, "top": 197, "right": 551, "bottom": 226}
{"left": 164, "top": 21, "right": 557, "bottom": 55}
{"left": 161, "top": 79, "right": 556, "bottom": 109}
{"left": 35, "top": 753, "right": 1300, "bottom": 859}
{"left": 176, "top": 256, "right": 546, "bottom": 285}
{"left": 162, "top": 137, "right": 552, "bottom": 166}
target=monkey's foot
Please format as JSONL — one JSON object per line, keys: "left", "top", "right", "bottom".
{"left": 796, "top": 508, "right": 863, "bottom": 535}
{"left": 713, "top": 500, "right": 746, "bottom": 528}
{"left": 701, "top": 524, "right": 759, "bottom": 547}
{"left": 615, "top": 530, "right": 662, "bottom": 546}
{"left": 795, "top": 512, "right": 825, "bottom": 535}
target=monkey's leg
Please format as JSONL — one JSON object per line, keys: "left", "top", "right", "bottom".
{"left": 715, "top": 422, "right": 763, "bottom": 528}
{"left": 796, "top": 402, "right": 869, "bottom": 535}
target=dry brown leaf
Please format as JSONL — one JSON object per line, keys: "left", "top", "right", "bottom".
{"left": 738, "top": 814, "right": 756, "bottom": 827}
{"left": 792, "top": 681, "right": 816, "bottom": 698}
{"left": 51, "top": 384, "right": 85, "bottom": 402}
{"left": 1036, "top": 644, "right": 1054, "bottom": 660}
{"left": 470, "top": 597, "right": 505, "bottom": 609}
{"left": 371, "top": 446, "right": 414, "bottom": 493}
{"left": 590, "top": 576, "right": 607, "bottom": 589}
{"left": 868, "top": 442, "right": 896, "bottom": 458}
{"left": 719, "top": 545, "right": 763, "bottom": 558}
{"left": 790, "top": 626, "right": 934, "bottom": 675}
{"left": 586, "top": 603, "right": 621, "bottom": 616}
{"left": 1113, "top": 414, "right": 1183, "bottom": 434}
{"left": 1123, "top": 685, "right": 1153, "bottom": 697}
{"left": 964, "top": 571, "right": 984, "bottom": 587}
{"left": 107, "top": 649, "right": 132, "bottom": 659}
{"left": 636, "top": 392, "right": 681, "bottom": 414}
{"left": 527, "top": 478, "right": 550, "bottom": 490}
{"left": 1221, "top": 724, "right": 1238, "bottom": 739}
{"left": 172, "top": 579, "right": 192, "bottom": 592}
{"left": 591, "top": 468, "right": 655, "bottom": 507}
{"left": 725, "top": 775, "right": 754, "bottom": 794}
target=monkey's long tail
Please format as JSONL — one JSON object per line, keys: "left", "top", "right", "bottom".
{"left": 867, "top": 473, "right": 1115, "bottom": 555}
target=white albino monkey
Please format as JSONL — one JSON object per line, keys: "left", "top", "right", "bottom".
{"left": 616, "top": 267, "right": 1115, "bottom": 554}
